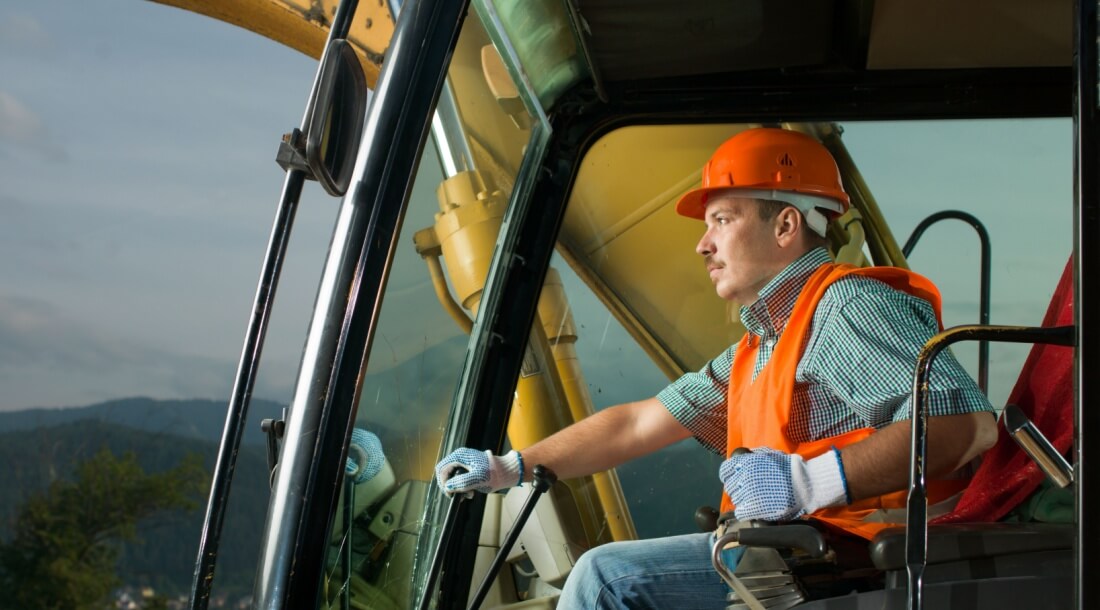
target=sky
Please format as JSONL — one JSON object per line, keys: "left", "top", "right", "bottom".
{"left": 0, "top": 2, "right": 1073, "bottom": 413}
{"left": 1, "top": 1, "right": 336, "bottom": 410}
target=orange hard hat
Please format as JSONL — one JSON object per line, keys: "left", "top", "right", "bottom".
{"left": 675, "top": 128, "right": 850, "bottom": 221}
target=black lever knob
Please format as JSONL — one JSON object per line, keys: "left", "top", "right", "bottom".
{"left": 695, "top": 506, "right": 720, "bottom": 532}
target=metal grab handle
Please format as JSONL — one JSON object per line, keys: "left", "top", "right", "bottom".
{"left": 902, "top": 210, "right": 992, "bottom": 395}
{"left": 711, "top": 530, "right": 767, "bottom": 610}
{"left": 468, "top": 465, "right": 558, "bottom": 610}
{"left": 906, "top": 324, "right": 1075, "bottom": 610}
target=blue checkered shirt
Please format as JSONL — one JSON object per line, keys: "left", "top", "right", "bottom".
{"left": 657, "top": 248, "right": 993, "bottom": 456}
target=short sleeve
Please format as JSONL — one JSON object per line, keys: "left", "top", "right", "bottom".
{"left": 656, "top": 344, "right": 737, "bottom": 455}
{"left": 801, "top": 277, "right": 992, "bottom": 428}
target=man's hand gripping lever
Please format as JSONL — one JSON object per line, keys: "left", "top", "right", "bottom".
{"left": 434, "top": 448, "right": 524, "bottom": 495}
{"left": 468, "top": 464, "right": 557, "bottom": 610}
{"left": 419, "top": 449, "right": 526, "bottom": 610}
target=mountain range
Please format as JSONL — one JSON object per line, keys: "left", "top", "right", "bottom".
{"left": 0, "top": 388, "right": 723, "bottom": 599}
{"left": 0, "top": 397, "right": 279, "bottom": 598}
{"left": 0, "top": 396, "right": 286, "bottom": 447}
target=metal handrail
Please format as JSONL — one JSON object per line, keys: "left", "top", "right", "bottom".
{"left": 187, "top": 2, "right": 361, "bottom": 607}
{"left": 905, "top": 324, "right": 1075, "bottom": 610}
{"left": 902, "top": 210, "right": 992, "bottom": 394}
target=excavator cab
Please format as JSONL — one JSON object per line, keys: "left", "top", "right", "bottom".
{"left": 177, "top": 1, "right": 1097, "bottom": 609}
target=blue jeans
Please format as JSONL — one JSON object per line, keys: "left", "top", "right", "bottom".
{"left": 557, "top": 532, "right": 735, "bottom": 609}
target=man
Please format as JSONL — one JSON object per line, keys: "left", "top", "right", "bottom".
{"left": 434, "top": 128, "right": 997, "bottom": 608}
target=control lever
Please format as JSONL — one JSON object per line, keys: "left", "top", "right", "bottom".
{"left": 468, "top": 465, "right": 558, "bottom": 610}
{"left": 712, "top": 448, "right": 822, "bottom": 609}
{"left": 418, "top": 475, "right": 471, "bottom": 610}
{"left": 695, "top": 506, "right": 720, "bottom": 532}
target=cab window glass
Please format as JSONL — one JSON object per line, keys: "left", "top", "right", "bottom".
{"left": 318, "top": 7, "right": 535, "bottom": 608}
{"left": 843, "top": 119, "right": 1071, "bottom": 409}
{"left": 483, "top": 118, "right": 1069, "bottom": 605}
{"left": 553, "top": 257, "right": 725, "bottom": 538}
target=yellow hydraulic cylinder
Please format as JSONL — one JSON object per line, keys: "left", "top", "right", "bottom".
{"left": 538, "top": 268, "right": 638, "bottom": 541}
{"left": 430, "top": 171, "right": 509, "bottom": 311}
{"left": 416, "top": 169, "right": 635, "bottom": 545}
{"left": 509, "top": 323, "right": 608, "bottom": 546}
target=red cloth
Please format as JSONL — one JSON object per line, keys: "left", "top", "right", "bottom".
{"left": 933, "top": 256, "right": 1074, "bottom": 524}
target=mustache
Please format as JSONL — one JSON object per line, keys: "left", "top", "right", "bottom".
{"left": 705, "top": 256, "right": 724, "bottom": 270}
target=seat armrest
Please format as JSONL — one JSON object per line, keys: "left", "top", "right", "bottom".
{"left": 738, "top": 523, "right": 828, "bottom": 559}
{"left": 869, "top": 522, "right": 1074, "bottom": 571}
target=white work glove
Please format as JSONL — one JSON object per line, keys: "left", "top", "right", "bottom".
{"left": 345, "top": 428, "right": 385, "bottom": 484}
{"left": 719, "top": 447, "right": 850, "bottom": 522}
{"left": 434, "top": 448, "right": 524, "bottom": 495}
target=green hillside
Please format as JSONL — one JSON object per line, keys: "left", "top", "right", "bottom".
{"left": 0, "top": 419, "right": 270, "bottom": 598}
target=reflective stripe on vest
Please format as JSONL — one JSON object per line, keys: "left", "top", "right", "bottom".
{"left": 719, "top": 263, "right": 969, "bottom": 540}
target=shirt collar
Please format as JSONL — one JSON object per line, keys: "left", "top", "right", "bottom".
{"left": 739, "top": 247, "right": 832, "bottom": 338}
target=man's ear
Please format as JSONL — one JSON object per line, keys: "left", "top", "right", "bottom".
{"left": 774, "top": 206, "right": 803, "bottom": 247}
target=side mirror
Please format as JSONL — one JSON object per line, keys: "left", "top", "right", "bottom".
{"left": 305, "top": 38, "right": 368, "bottom": 196}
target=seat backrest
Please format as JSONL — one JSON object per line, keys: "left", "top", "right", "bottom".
{"left": 933, "top": 256, "right": 1074, "bottom": 524}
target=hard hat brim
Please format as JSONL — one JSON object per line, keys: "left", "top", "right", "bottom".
{"left": 674, "top": 187, "right": 715, "bottom": 220}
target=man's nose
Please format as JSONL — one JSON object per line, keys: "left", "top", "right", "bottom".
{"left": 696, "top": 230, "right": 713, "bottom": 256}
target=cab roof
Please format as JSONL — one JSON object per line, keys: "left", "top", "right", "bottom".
{"left": 156, "top": 0, "right": 1072, "bottom": 102}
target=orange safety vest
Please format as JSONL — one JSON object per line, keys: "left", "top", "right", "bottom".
{"left": 719, "top": 263, "right": 970, "bottom": 540}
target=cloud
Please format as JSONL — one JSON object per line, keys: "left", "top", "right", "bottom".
{"left": 0, "top": 91, "right": 42, "bottom": 141}
{"left": 0, "top": 91, "right": 66, "bottom": 161}
{"left": 0, "top": 12, "right": 52, "bottom": 56}
{"left": 0, "top": 294, "right": 243, "bottom": 410}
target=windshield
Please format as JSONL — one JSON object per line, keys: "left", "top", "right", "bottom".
{"left": 317, "top": 4, "right": 550, "bottom": 607}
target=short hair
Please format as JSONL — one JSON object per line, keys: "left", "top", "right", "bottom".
{"left": 754, "top": 199, "right": 828, "bottom": 248}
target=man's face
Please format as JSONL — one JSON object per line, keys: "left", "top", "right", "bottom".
{"left": 695, "top": 195, "right": 787, "bottom": 303}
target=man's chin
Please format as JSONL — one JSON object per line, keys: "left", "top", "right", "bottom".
{"left": 713, "top": 284, "right": 738, "bottom": 301}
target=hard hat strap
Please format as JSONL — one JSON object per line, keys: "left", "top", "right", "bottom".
{"left": 733, "top": 188, "right": 845, "bottom": 237}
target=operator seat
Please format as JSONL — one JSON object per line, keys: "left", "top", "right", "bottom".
{"left": 933, "top": 256, "right": 1074, "bottom": 525}
{"left": 855, "top": 256, "right": 1076, "bottom": 609}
